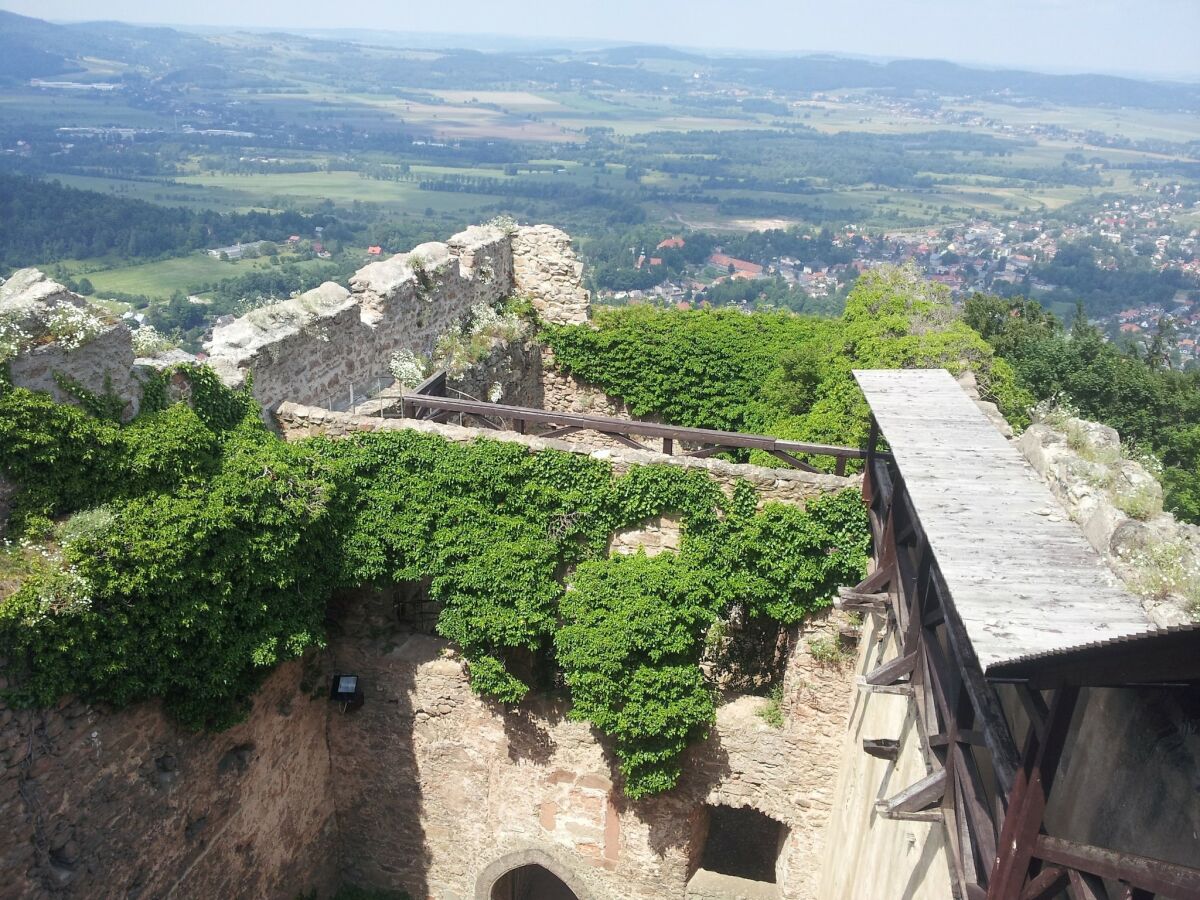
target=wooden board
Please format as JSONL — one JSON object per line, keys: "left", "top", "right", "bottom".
{"left": 853, "top": 369, "right": 1152, "bottom": 671}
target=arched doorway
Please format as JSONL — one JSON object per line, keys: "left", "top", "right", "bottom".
{"left": 490, "top": 864, "right": 579, "bottom": 900}
{"left": 475, "top": 849, "right": 592, "bottom": 900}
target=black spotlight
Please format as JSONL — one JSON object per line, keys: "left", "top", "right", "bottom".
{"left": 329, "top": 673, "right": 364, "bottom": 711}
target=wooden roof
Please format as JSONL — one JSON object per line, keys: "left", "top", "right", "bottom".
{"left": 853, "top": 368, "right": 1153, "bottom": 672}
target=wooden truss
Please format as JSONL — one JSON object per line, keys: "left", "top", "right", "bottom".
{"left": 858, "top": 418, "right": 1200, "bottom": 900}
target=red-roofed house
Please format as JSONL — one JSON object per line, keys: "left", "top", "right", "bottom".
{"left": 708, "top": 253, "right": 763, "bottom": 278}
{"left": 367, "top": 246, "right": 383, "bottom": 256}
{"left": 657, "top": 236, "right": 686, "bottom": 250}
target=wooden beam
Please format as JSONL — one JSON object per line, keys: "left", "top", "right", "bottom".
{"left": 604, "top": 432, "right": 648, "bottom": 451}
{"left": 767, "top": 448, "right": 821, "bottom": 473}
{"left": 881, "top": 809, "right": 943, "bottom": 823}
{"left": 877, "top": 768, "right": 947, "bottom": 818}
{"left": 852, "top": 566, "right": 893, "bottom": 596}
{"left": 1065, "top": 870, "right": 1110, "bottom": 900}
{"left": 987, "top": 687, "right": 1080, "bottom": 899}
{"left": 865, "top": 650, "right": 916, "bottom": 686}
{"left": 1035, "top": 836, "right": 1200, "bottom": 899}
{"left": 862, "top": 738, "right": 900, "bottom": 761}
{"left": 1017, "top": 685, "right": 1050, "bottom": 743}
{"left": 835, "top": 587, "right": 890, "bottom": 613}
{"left": 927, "top": 565, "right": 1020, "bottom": 796}
{"left": 1066, "top": 869, "right": 1109, "bottom": 900}
{"left": 541, "top": 425, "right": 583, "bottom": 440}
{"left": 400, "top": 393, "right": 865, "bottom": 460}
{"left": 1020, "top": 867, "right": 1068, "bottom": 900}
{"left": 930, "top": 730, "right": 987, "bottom": 747}
{"left": 856, "top": 680, "right": 914, "bottom": 696}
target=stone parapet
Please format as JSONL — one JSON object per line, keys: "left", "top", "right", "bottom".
{"left": 275, "top": 402, "right": 857, "bottom": 507}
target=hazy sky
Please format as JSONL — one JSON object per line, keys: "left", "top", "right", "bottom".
{"left": 5, "top": 0, "right": 1199, "bottom": 80}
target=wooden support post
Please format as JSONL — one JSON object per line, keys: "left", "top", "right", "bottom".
{"left": 836, "top": 456, "right": 848, "bottom": 476}
{"left": 1019, "top": 867, "right": 1067, "bottom": 900}
{"left": 767, "top": 448, "right": 820, "bottom": 473}
{"left": 1036, "top": 836, "right": 1200, "bottom": 898}
{"left": 876, "top": 768, "right": 947, "bottom": 819}
{"left": 987, "top": 687, "right": 1080, "bottom": 900}
{"left": 606, "top": 432, "right": 648, "bottom": 451}
{"left": 662, "top": 437, "right": 673, "bottom": 456}
{"left": 1066, "top": 869, "right": 1109, "bottom": 900}
{"left": 863, "top": 738, "right": 900, "bottom": 761}
{"left": 864, "top": 650, "right": 916, "bottom": 686}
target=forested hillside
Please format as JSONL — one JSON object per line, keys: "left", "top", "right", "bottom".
{"left": 965, "top": 296, "right": 1200, "bottom": 522}
{"left": 0, "top": 174, "right": 342, "bottom": 268}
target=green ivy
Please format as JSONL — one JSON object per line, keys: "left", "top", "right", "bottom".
{"left": 0, "top": 370, "right": 868, "bottom": 796}
{"left": 543, "top": 265, "right": 1034, "bottom": 470}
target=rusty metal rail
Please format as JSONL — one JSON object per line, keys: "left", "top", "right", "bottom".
{"left": 396, "top": 390, "right": 865, "bottom": 474}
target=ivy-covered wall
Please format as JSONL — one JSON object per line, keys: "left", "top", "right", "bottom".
{"left": 542, "top": 265, "right": 1033, "bottom": 468}
{"left": 0, "top": 365, "right": 868, "bottom": 800}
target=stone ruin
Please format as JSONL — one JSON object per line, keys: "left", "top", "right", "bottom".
{"left": 5, "top": 224, "right": 1194, "bottom": 899}
{"left": 0, "top": 224, "right": 875, "bottom": 900}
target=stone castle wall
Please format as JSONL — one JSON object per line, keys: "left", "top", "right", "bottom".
{"left": 324, "top": 588, "right": 858, "bottom": 900}
{"left": 205, "top": 224, "right": 589, "bottom": 413}
{"left": 0, "top": 659, "right": 337, "bottom": 900}
{"left": 1, "top": 269, "right": 142, "bottom": 421}
{"left": 274, "top": 403, "right": 857, "bottom": 508}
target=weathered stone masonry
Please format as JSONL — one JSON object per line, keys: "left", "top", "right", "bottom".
{"left": 1, "top": 224, "right": 865, "bottom": 899}
{"left": 204, "top": 223, "right": 589, "bottom": 413}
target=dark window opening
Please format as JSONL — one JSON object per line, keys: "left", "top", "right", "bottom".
{"left": 700, "top": 804, "right": 786, "bottom": 883}
{"left": 490, "top": 864, "right": 579, "bottom": 900}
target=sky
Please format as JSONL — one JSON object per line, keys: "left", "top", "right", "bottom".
{"left": 4, "top": 0, "right": 1199, "bottom": 80}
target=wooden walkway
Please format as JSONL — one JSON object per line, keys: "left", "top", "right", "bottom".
{"left": 853, "top": 368, "right": 1151, "bottom": 671}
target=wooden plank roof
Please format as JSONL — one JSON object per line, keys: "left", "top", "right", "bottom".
{"left": 853, "top": 368, "right": 1153, "bottom": 672}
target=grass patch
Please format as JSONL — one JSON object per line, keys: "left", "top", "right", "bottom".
{"left": 757, "top": 682, "right": 785, "bottom": 728}
{"left": 809, "top": 635, "right": 855, "bottom": 668}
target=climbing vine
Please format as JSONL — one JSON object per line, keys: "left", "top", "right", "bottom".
{"left": 543, "top": 265, "right": 1034, "bottom": 469}
{"left": 0, "top": 367, "right": 868, "bottom": 796}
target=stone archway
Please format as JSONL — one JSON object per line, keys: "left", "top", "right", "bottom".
{"left": 490, "top": 864, "right": 578, "bottom": 900}
{"left": 474, "top": 848, "right": 593, "bottom": 900}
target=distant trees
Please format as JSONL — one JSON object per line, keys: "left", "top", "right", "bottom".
{"left": 964, "top": 293, "right": 1200, "bottom": 522}
{"left": 0, "top": 174, "right": 342, "bottom": 270}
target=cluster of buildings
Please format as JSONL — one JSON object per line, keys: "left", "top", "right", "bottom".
{"left": 597, "top": 191, "right": 1200, "bottom": 364}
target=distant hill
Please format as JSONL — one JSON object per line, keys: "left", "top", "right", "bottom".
{"left": 0, "top": 10, "right": 233, "bottom": 82}
{"left": 0, "top": 12, "right": 1196, "bottom": 111}
{"left": 709, "top": 54, "right": 1200, "bottom": 112}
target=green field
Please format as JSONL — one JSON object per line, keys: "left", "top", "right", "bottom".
{"left": 63, "top": 253, "right": 335, "bottom": 300}
{"left": 175, "top": 171, "right": 497, "bottom": 211}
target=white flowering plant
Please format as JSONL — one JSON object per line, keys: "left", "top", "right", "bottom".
{"left": 0, "top": 314, "right": 32, "bottom": 363}
{"left": 43, "top": 304, "right": 105, "bottom": 351}
{"left": 388, "top": 348, "right": 429, "bottom": 387}
{"left": 130, "top": 325, "right": 175, "bottom": 357}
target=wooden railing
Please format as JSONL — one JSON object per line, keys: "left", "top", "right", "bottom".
{"left": 396, "top": 387, "right": 865, "bottom": 474}
{"left": 855, "top": 419, "right": 1200, "bottom": 900}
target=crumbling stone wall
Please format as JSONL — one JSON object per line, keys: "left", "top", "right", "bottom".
{"left": 0, "top": 660, "right": 337, "bottom": 900}
{"left": 205, "top": 224, "right": 587, "bottom": 413}
{"left": 1017, "top": 415, "right": 1198, "bottom": 626}
{"left": 324, "top": 589, "right": 857, "bottom": 900}
{"left": 1, "top": 269, "right": 141, "bottom": 420}
{"left": 510, "top": 224, "right": 590, "bottom": 326}
{"left": 274, "top": 403, "right": 857, "bottom": 507}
